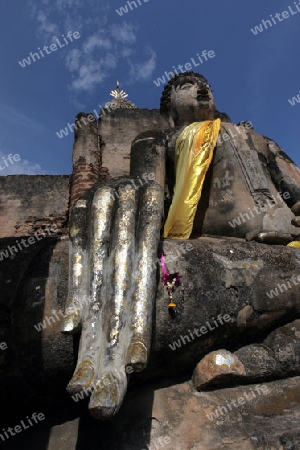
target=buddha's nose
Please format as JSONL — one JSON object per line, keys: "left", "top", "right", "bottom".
{"left": 197, "top": 86, "right": 210, "bottom": 101}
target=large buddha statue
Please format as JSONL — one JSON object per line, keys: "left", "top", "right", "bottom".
{"left": 61, "top": 72, "right": 300, "bottom": 420}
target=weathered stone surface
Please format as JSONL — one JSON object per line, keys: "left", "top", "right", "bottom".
{"left": 292, "top": 216, "right": 300, "bottom": 227}
{"left": 0, "top": 175, "right": 70, "bottom": 238}
{"left": 99, "top": 109, "right": 169, "bottom": 178}
{"left": 1, "top": 235, "right": 300, "bottom": 413}
{"left": 69, "top": 113, "right": 101, "bottom": 210}
{"left": 192, "top": 350, "right": 246, "bottom": 390}
{"left": 2, "top": 376, "right": 299, "bottom": 449}
{"left": 235, "top": 344, "right": 278, "bottom": 381}
{"left": 0, "top": 237, "right": 73, "bottom": 415}
{"left": 0, "top": 110, "right": 170, "bottom": 238}
{"left": 150, "top": 237, "right": 300, "bottom": 381}
{"left": 1, "top": 72, "right": 300, "bottom": 447}
{"left": 192, "top": 320, "right": 300, "bottom": 390}
{"left": 234, "top": 320, "right": 300, "bottom": 383}
{"left": 147, "top": 377, "right": 300, "bottom": 450}
{"left": 264, "top": 319, "right": 300, "bottom": 376}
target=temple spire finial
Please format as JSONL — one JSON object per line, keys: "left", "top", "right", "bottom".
{"left": 110, "top": 81, "right": 128, "bottom": 100}
{"left": 103, "top": 80, "right": 137, "bottom": 111}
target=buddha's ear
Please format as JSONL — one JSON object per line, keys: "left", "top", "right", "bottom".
{"left": 160, "top": 111, "right": 175, "bottom": 128}
{"left": 166, "top": 115, "right": 175, "bottom": 128}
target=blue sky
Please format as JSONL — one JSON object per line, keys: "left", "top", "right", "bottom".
{"left": 0, "top": 0, "right": 299, "bottom": 175}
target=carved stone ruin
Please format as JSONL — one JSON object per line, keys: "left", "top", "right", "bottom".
{"left": 0, "top": 73, "right": 300, "bottom": 449}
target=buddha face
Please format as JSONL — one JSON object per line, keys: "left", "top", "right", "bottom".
{"left": 169, "top": 77, "right": 216, "bottom": 126}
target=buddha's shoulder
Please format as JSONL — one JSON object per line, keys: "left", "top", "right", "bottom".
{"left": 132, "top": 129, "right": 166, "bottom": 146}
{"left": 219, "top": 120, "right": 269, "bottom": 143}
{"left": 132, "top": 126, "right": 184, "bottom": 147}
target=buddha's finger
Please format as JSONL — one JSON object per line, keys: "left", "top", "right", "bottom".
{"left": 65, "top": 184, "right": 115, "bottom": 395}
{"left": 61, "top": 196, "right": 91, "bottom": 334}
{"left": 128, "top": 182, "right": 164, "bottom": 371}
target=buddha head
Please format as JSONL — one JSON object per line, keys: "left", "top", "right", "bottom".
{"left": 160, "top": 72, "right": 216, "bottom": 127}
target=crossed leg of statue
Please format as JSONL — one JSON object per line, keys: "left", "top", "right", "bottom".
{"left": 61, "top": 178, "right": 164, "bottom": 419}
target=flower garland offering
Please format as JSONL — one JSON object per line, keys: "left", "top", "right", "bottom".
{"left": 160, "top": 253, "right": 181, "bottom": 313}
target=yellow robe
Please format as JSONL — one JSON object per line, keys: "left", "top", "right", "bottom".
{"left": 163, "top": 119, "right": 221, "bottom": 239}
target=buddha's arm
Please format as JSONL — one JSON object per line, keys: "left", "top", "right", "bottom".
{"left": 130, "top": 131, "right": 167, "bottom": 190}
{"left": 124, "top": 132, "right": 166, "bottom": 369}
{"left": 267, "top": 138, "right": 300, "bottom": 215}
{"left": 127, "top": 182, "right": 164, "bottom": 371}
